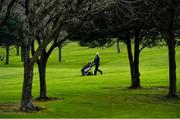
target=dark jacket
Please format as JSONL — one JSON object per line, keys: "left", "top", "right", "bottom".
{"left": 93, "top": 55, "right": 100, "bottom": 66}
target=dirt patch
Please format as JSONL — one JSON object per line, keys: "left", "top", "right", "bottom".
{"left": 0, "top": 103, "right": 19, "bottom": 112}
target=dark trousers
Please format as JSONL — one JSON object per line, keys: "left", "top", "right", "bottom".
{"left": 94, "top": 65, "right": 102, "bottom": 75}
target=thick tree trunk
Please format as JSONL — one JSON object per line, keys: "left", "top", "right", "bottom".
{"left": 37, "top": 54, "right": 48, "bottom": 100}
{"left": 5, "top": 45, "right": 9, "bottom": 64}
{"left": 16, "top": 46, "right": 20, "bottom": 56}
{"left": 58, "top": 45, "right": 62, "bottom": 62}
{"left": 130, "top": 30, "right": 141, "bottom": 88}
{"left": 167, "top": 19, "right": 177, "bottom": 97}
{"left": 20, "top": 45, "right": 37, "bottom": 112}
{"left": 117, "top": 39, "right": 120, "bottom": 53}
{"left": 168, "top": 44, "right": 177, "bottom": 97}
{"left": 125, "top": 31, "right": 134, "bottom": 86}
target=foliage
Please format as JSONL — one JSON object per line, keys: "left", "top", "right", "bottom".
{"left": 0, "top": 13, "right": 22, "bottom": 46}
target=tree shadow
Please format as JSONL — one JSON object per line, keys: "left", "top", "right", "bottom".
{"left": 122, "top": 86, "right": 168, "bottom": 90}
{"left": 132, "top": 86, "right": 180, "bottom": 101}
{"left": 100, "top": 85, "right": 180, "bottom": 101}
{"left": 35, "top": 97, "right": 64, "bottom": 102}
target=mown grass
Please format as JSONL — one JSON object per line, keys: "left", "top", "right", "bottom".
{"left": 0, "top": 42, "right": 180, "bottom": 118}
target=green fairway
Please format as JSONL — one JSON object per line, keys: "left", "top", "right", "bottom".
{"left": 0, "top": 42, "right": 180, "bottom": 118}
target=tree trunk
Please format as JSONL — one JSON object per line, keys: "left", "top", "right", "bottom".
{"left": 16, "top": 46, "right": 20, "bottom": 56}
{"left": 37, "top": 52, "right": 48, "bottom": 100}
{"left": 58, "top": 45, "right": 62, "bottom": 62}
{"left": 5, "top": 45, "right": 9, "bottom": 64}
{"left": 167, "top": 18, "right": 177, "bottom": 97}
{"left": 21, "top": 46, "right": 24, "bottom": 62}
{"left": 168, "top": 44, "right": 177, "bottom": 97}
{"left": 117, "top": 39, "right": 120, "bottom": 53}
{"left": 20, "top": 45, "right": 37, "bottom": 112}
{"left": 131, "top": 30, "right": 141, "bottom": 88}
{"left": 125, "top": 31, "right": 135, "bottom": 86}
{"left": 37, "top": 44, "right": 56, "bottom": 100}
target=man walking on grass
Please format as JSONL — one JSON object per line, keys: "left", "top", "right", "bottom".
{"left": 93, "top": 52, "right": 103, "bottom": 75}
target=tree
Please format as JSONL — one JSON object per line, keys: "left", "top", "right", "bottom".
{"left": 34, "top": 0, "right": 114, "bottom": 100}
{"left": 35, "top": 30, "right": 72, "bottom": 100}
{"left": 100, "top": 0, "right": 179, "bottom": 94}
{"left": 15, "top": 45, "right": 20, "bottom": 56}
{"left": 148, "top": 0, "right": 179, "bottom": 97}
{"left": 0, "top": 13, "right": 21, "bottom": 64}
{"left": 57, "top": 39, "right": 70, "bottom": 62}
{"left": 116, "top": 38, "right": 120, "bottom": 53}
{"left": 16, "top": 0, "right": 109, "bottom": 111}
{"left": 71, "top": 1, "right": 159, "bottom": 89}
{"left": 18, "top": 0, "right": 75, "bottom": 111}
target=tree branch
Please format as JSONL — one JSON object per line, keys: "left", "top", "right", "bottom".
{"left": 139, "top": 41, "right": 152, "bottom": 53}
{"left": 0, "top": 0, "right": 17, "bottom": 29}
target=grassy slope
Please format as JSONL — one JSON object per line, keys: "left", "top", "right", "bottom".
{"left": 0, "top": 42, "right": 180, "bottom": 118}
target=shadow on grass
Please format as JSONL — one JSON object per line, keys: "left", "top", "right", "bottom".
{"left": 35, "top": 97, "right": 64, "bottom": 102}
{"left": 122, "top": 86, "right": 169, "bottom": 91}
{"left": 100, "top": 86, "right": 180, "bottom": 101}
{"left": 0, "top": 64, "right": 23, "bottom": 68}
